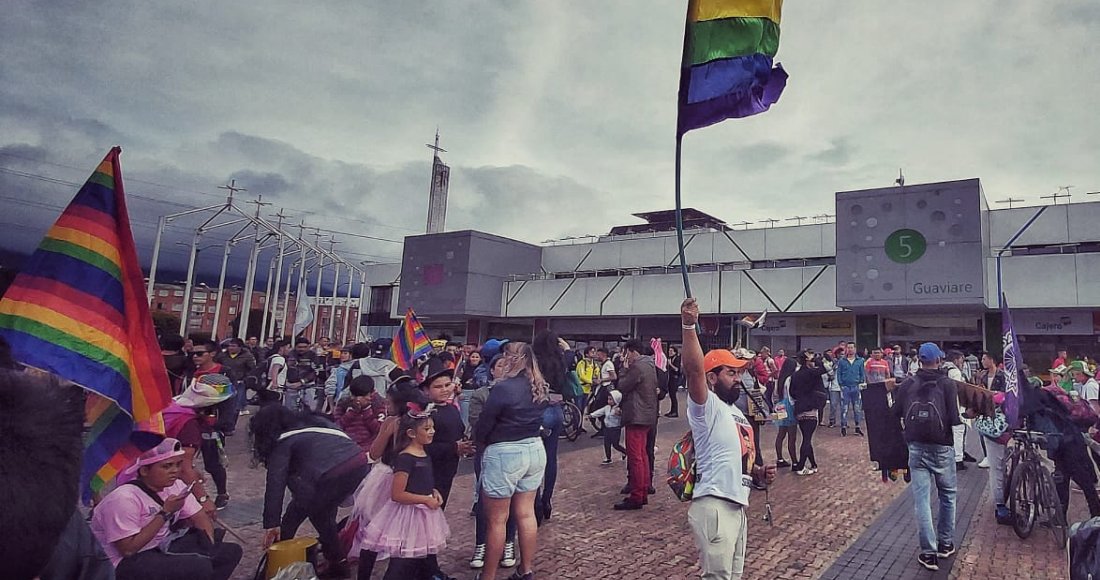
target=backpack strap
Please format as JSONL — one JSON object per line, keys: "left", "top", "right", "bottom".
{"left": 277, "top": 427, "right": 353, "bottom": 442}
{"left": 125, "top": 479, "right": 165, "bottom": 506}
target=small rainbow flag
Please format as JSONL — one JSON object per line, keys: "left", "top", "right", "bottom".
{"left": 0, "top": 148, "right": 172, "bottom": 501}
{"left": 390, "top": 308, "right": 432, "bottom": 371}
{"left": 677, "top": 0, "right": 788, "bottom": 135}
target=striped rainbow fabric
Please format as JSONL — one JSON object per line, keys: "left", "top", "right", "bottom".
{"left": 390, "top": 308, "right": 432, "bottom": 371}
{"left": 677, "top": 0, "right": 788, "bottom": 135}
{"left": 0, "top": 148, "right": 172, "bottom": 500}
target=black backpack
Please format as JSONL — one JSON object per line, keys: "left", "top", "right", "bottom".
{"left": 903, "top": 377, "right": 947, "bottom": 442}
{"left": 1071, "top": 517, "right": 1100, "bottom": 580}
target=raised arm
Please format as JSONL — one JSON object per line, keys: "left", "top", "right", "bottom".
{"left": 680, "top": 298, "right": 709, "bottom": 405}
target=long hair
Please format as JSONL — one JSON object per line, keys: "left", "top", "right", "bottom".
{"left": 532, "top": 330, "right": 567, "bottom": 394}
{"left": 498, "top": 342, "right": 549, "bottom": 403}
{"left": 0, "top": 370, "right": 84, "bottom": 580}
{"left": 248, "top": 404, "right": 328, "bottom": 466}
{"left": 391, "top": 404, "right": 435, "bottom": 456}
{"left": 776, "top": 357, "right": 798, "bottom": 396}
{"left": 381, "top": 383, "right": 428, "bottom": 464}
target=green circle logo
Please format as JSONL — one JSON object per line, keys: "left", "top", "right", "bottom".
{"left": 885, "top": 229, "right": 927, "bottom": 263}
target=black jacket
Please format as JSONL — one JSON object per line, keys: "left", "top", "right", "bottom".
{"left": 892, "top": 368, "right": 963, "bottom": 446}
{"left": 474, "top": 375, "right": 547, "bottom": 448}
{"left": 263, "top": 427, "right": 362, "bottom": 528}
{"left": 789, "top": 365, "right": 828, "bottom": 414}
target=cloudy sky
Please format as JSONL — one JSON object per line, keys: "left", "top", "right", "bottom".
{"left": 2, "top": 1, "right": 1098, "bottom": 287}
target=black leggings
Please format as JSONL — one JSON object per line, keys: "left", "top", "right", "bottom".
{"left": 380, "top": 556, "right": 432, "bottom": 579}
{"left": 281, "top": 462, "right": 369, "bottom": 563}
{"left": 795, "top": 418, "right": 818, "bottom": 470}
{"left": 751, "top": 420, "right": 764, "bottom": 466}
{"left": 603, "top": 426, "right": 627, "bottom": 460}
{"left": 200, "top": 435, "right": 227, "bottom": 495}
{"left": 665, "top": 374, "right": 679, "bottom": 414}
{"left": 115, "top": 537, "right": 242, "bottom": 580}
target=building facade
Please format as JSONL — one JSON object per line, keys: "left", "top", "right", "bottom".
{"left": 362, "top": 179, "right": 1100, "bottom": 371}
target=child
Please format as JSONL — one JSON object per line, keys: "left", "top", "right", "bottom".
{"left": 589, "top": 390, "right": 627, "bottom": 465}
{"left": 335, "top": 376, "right": 383, "bottom": 456}
{"left": 358, "top": 403, "right": 450, "bottom": 580}
{"left": 350, "top": 377, "right": 424, "bottom": 578}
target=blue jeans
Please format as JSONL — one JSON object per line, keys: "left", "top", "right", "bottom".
{"left": 459, "top": 389, "right": 473, "bottom": 428}
{"left": 907, "top": 442, "right": 957, "bottom": 554}
{"left": 538, "top": 404, "right": 565, "bottom": 511}
{"left": 839, "top": 385, "right": 863, "bottom": 428}
{"left": 828, "top": 390, "right": 842, "bottom": 424}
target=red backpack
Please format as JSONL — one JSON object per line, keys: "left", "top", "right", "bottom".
{"left": 1042, "top": 385, "right": 1099, "bottom": 431}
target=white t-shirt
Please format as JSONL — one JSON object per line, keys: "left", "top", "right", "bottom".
{"left": 688, "top": 390, "right": 755, "bottom": 506}
{"left": 1078, "top": 378, "right": 1099, "bottom": 402}
{"left": 600, "top": 360, "right": 616, "bottom": 385}
{"left": 268, "top": 354, "right": 287, "bottom": 389}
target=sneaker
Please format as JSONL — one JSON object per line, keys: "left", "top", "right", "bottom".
{"left": 506, "top": 571, "right": 534, "bottom": 580}
{"left": 647, "top": 486, "right": 656, "bottom": 495}
{"left": 963, "top": 452, "right": 978, "bottom": 463}
{"left": 776, "top": 458, "right": 791, "bottom": 468}
{"left": 978, "top": 457, "right": 990, "bottom": 469}
{"left": 956, "top": 461, "right": 968, "bottom": 471}
{"left": 500, "top": 541, "right": 517, "bottom": 568}
{"left": 841, "top": 427, "right": 847, "bottom": 437}
{"left": 827, "top": 422, "right": 836, "bottom": 428}
{"left": 613, "top": 499, "right": 644, "bottom": 510}
{"left": 917, "top": 553, "right": 939, "bottom": 571}
{"left": 796, "top": 467, "right": 813, "bottom": 476}
{"left": 215, "top": 494, "right": 230, "bottom": 510}
{"left": 239, "top": 408, "right": 251, "bottom": 416}
{"left": 854, "top": 428, "right": 864, "bottom": 436}
{"left": 469, "top": 544, "right": 486, "bottom": 569}
{"left": 937, "top": 542, "right": 956, "bottom": 558}
{"left": 995, "top": 504, "right": 1013, "bottom": 526}
{"left": 600, "top": 459, "right": 612, "bottom": 466}
{"left": 809, "top": 467, "right": 819, "bottom": 474}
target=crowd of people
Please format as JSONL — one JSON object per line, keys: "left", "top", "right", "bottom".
{"left": 8, "top": 308, "right": 1100, "bottom": 580}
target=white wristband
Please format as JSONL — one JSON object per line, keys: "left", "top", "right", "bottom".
{"left": 681, "top": 324, "right": 697, "bottom": 330}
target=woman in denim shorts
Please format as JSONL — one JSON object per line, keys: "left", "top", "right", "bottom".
{"left": 473, "top": 343, "right": 549, "bottom": 580}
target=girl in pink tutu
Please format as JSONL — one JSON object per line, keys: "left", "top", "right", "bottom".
{"left": 350, "top": 377, "right": 426, "bottom": 577}
{"left": 359, "top": 401, "right": 450, "bottom": 579}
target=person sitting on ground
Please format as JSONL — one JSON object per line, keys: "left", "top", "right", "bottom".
{"left": 90, "top": 438, "right": 243, "bottom": 580}
{"left": 680, "top": 299, "right": 777, "bottom": 579}
{"left": 334, "top": 375, "right": 385, "bottom": 457}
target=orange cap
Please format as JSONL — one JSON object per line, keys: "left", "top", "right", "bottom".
{"left": 704, "top": 349, "right": 750, "bottom": 373}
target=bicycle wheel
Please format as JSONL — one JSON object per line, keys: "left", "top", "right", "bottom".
{"left": 1009, "top": 459, "right": 1038, "bottom": 539}
{"left": 1036, "top": 465, "right": 1069, "bottom": 549}
{"left": 561, "top": 402, "right": 582, "bottom": 442}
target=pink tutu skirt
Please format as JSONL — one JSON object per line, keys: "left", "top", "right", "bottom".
{"left": 348, "top": 463, "right": 395, "bottom": 559}
{"left": 357, "top": 502, "right": 450, "bottom": 558}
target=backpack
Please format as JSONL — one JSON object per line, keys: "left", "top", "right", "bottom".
{"left": 666, "top": 430, "right": 698, "bottom": 502}
{"left": 903, "top": 377, "right": 947, "bottom": 442}
{"left": 1042, "top": 385, "right": 1099, "bottom": 431}
{"left": 1070, "top": 517, "right": 1100, "bottom": 580}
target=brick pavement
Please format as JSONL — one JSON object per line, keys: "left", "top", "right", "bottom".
{"left": 208, "top": 398, "right": 1074, "bottom": 579}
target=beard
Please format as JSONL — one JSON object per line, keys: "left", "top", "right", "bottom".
{"left": 714, "top": 381, "right": 742, "bottom": 405}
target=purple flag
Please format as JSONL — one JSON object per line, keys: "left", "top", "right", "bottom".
{"left": 1000, "top": 295, "right": 1023, "bottom": 427}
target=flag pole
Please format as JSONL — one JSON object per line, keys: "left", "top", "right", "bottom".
{"left": 674, "top": 133, "right": 692, "bottom": 298}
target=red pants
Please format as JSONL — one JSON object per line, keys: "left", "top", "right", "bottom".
{"left": 625, "top": 425, "right": 652, "bottom": 504}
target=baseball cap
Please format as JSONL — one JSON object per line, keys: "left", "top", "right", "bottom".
{"left": 1068, "top": 360, "right": 1093, "bottom": 377}
{"left": 122, "top": 438, "right": 185, "bottom": 476}
{"left": 704, "top": 349, "right": 750, "bottom": 373}
{"left": 918, "top": 342, "right": 945, "bottom": 362}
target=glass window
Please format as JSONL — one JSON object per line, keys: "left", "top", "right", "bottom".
{"left": 171, "top": 304, "right": 183, "bottom": 312}
{"left": 158, "top": 290, "right": 169, "bottom": 297}
{"left": 173, "top": 290, "right": 184, "bottom": 297}
{"left": 229, "top": 307, "right": 236, "bottom": 315}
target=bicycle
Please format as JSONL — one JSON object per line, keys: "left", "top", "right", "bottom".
{"left": 1004, "top": 429, "right": 1068, "bottom": 548}
{"left": 560, "top": 399, "right": 583, "bottom": 442}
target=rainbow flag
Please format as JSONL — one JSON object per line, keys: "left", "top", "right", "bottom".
{"left": 677, "top": 0, "right": 788, "bottom": 135}
{"left": 390, "top": 308, "right": 432, "bottom": 370}
{"left": 0, "top": 148, "right": 172, "bottom": 501}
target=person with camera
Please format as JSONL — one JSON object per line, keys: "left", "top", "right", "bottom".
{"left": 680, "top": 298, "right": 777, "bottom": 579}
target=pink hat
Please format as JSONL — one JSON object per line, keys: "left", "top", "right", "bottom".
{"left": 122, "top": 438, "right": 185, "bottom": 476}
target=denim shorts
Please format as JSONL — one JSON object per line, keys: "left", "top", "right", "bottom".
{"left": 481, "top": 437, "right": 547, "bottom": 499}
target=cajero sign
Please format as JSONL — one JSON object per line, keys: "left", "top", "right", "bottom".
{"left": 835, "top": 179, "right": 988, "bottom": 307}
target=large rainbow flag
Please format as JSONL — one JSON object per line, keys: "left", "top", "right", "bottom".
{"left": 677, "top": 0, "right": 788, "bottom": 135}
{"left": 0, "top": 148, "right": 172, "bottom": 501}
{"left": 390, "top": 308, "right": 432, "bottom": 371}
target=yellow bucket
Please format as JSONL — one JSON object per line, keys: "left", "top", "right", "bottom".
{"left": 265, "top": 537, "right": 318, "bottom": 579}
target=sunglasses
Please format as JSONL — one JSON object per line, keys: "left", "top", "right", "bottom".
{"left": 191, "top": 350, "right": 211, "bottom": 356}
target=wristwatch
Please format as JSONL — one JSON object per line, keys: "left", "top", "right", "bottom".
{"left": 198, "top": 495, "right": 210, "bottom": 503}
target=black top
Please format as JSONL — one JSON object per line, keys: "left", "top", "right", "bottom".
{"left": 789, "top": 365, "right": 827, "bottom": 414}
{"left": 474, "top": 375, "right": 547, "bottom": 448}
{"left": 892, "top": 369, "right": 963, "bottom": 446}
{"left": 393, "top": 452, "right": 435, "bottom": 496}
{"left": 262, "top": 427, "right": 362, "bottom": 528}
{"left": 425, "top": 403, "right": 464, "bottom": 466}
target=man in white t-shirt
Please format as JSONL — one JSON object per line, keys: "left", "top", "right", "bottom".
{"left": 681, "top": 298, "right": 777, "bottom": 579}
{"left": 266, "top": 339, "right": 290, "bottom": 405}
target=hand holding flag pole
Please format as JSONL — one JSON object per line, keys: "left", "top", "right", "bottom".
{"left": 673, "top": 0, "right": 788, "bottom": 298}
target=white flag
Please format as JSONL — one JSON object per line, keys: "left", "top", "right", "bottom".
{"left": 292, "top": 295, "right": 314, "bottom": 336}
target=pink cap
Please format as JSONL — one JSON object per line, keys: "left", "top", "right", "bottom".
{"left": 122, "top": 438, "right": 185, "bottom": 476}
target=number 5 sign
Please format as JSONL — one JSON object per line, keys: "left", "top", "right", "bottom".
{"left": 884, "top": 228, "right": 927, "bottom": 264}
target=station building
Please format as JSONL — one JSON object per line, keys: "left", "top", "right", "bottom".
{"left": 361, "top": 179, "right": 1100, "bottom": 372}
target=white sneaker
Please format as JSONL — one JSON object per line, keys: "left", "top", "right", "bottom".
{"left": 978, "top": 457, "right": 990, "bottom": 469}
{"left": 501, "top": 541, "right": 517, "bottom": 568}
{"left": 469, "top": 544, "right": 486, "bottom": 569}
{"left": 796, "top": 467, "right": 813, "bottom": 476}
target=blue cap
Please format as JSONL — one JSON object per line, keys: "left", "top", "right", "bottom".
{"left": 918, "top": 342, "right": 945, "bottom": 362}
